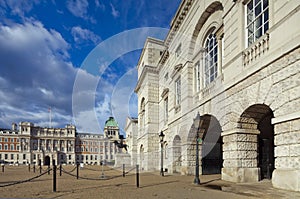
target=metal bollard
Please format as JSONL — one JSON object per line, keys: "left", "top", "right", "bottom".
{"left": 76, "top": 163, "right": 79, "bottom": 179}
{"left": 136, "top": 164, "right": 139, "bottom": 188}
{"left": 123, "top": 164, "right": 125, "bottom": 177}
{"left": 59, "top": 164, "right": 62, "bottom": 176}
{"left": 48, "top": 165, "right": 50, "bottom": 175}
{"left": 28, "top": 164, "right": 30, "bottom": 172}
{"left": 53, "top": 160, "right": 56, "bottom": 192}
{"left": 2, "top": 165, "right": 4, "bottom": 172}
{"left": 33, "top": 164, "right": 35, "bottom": 173}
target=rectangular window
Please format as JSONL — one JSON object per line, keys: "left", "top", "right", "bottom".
{"left": 17, "top": 145, "right": 20, "bottom": 151}
{"left": 23, "top": 154, "right": 26, "bottom": 160}
{"left": 11, "top": 154, "right": 14, "bottom": 159}
{"left": 4, "top": 138, "right": 8, "bottom": 142}
{"left": 0, "top": 144, "right": 2, "bottom": 150}
{"left": 164, "top": 97, "right": 168, "bottom": 122}
{"left": 4, "top": 144, "right": 8, "bottom": 150}
{"left": 246, "top": 0, "right": 269, "bottom": 46}
{"left": 175, "top": 77, "right": 181, "bottom": 106}
{"left": 5, "top": 154, "right": 8, "bottom": 159}
{"left": 10, "top": 144, "right": 14, "bottom": 150}
{"left": 194, "top": 61, "right": 201, "bottom": 92}
{"left": 69, "top": 155, "right": 72, "bottom": 160}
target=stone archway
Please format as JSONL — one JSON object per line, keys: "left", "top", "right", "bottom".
{"left": 172, "top": 135, "right": 182, "bottom": 173}
{"left": 236, "top": 104, "right": 274, "bottom": 181}
{"left": 187, "top": 113, "right": 223, "bottom": 175}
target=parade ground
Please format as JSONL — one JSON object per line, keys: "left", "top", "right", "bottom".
{"left": 0, "top": 165, "right": 300, "bottom": 199}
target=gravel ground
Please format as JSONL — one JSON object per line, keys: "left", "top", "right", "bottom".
{"left": 0, "top": 165, "right": 299, "bottom": 199}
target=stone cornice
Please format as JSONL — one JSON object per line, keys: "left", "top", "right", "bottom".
{"left": 134, "top": 65, "right": 159, "bottom": 93}
{"left": 161, "top": 88, "right": 169, "bottom": 98}
{"left": 158, "top": 49, "right": 169, "bottom": 69}
{"left": 165, "top": 0, "right": 194, "bottom": 47}
{"left": 171, "top": 63, "right": 183, "bottom": 79}
{"left": 137, "top": 37, "right": 164, "bottom": 70}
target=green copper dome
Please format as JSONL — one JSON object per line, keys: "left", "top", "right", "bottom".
{"left": 105, "top": 117, "right": 118, "bottom": 127}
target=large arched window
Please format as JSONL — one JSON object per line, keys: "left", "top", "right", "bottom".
{"left": 204, "top": 33, "right": 218, "bottom": 86}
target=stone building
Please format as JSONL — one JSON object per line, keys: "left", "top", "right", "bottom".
{"left": 135, "top": 0, "right": 300, "bottom": 192}
{"left": 0, "top": 122, "right": 77, "bottom": 165}
{"left": 75, "top": 133, "right": 117, "bottom": 165}
{"left": 0, "top": 117, "right": 121, "bottom": 166}
{"left": 124, "top": 117, "right": 138, "bottom": 166}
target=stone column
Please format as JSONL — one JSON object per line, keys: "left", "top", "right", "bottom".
{"left": 222, "top": 128, "right": 259, "bottom": 183}
{"left": 272, "top": 118, "right": 300, "bottom": 192}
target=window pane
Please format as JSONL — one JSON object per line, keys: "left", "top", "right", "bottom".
{"left": 264, "top": 22, "right": 269, "bottom": 32}
{"left": 263, "top": 0, "right": 268, "bottom": 10}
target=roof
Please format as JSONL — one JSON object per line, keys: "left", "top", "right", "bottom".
{"left": 104, "top": 117, "right": 118, "bottom": 127}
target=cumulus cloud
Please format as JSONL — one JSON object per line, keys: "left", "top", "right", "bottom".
{"left": 71, "top": 26, "right": 101, "bottom": 45}
{"left": 0, "top": 20, "right": 76, "bottom": 128}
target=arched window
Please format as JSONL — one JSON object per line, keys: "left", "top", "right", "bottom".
{"left": 204, "top": 33, "right": 218, "bottom": 86}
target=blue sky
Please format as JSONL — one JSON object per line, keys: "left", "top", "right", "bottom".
{"left": 0, "top": 0, "right": 181, "bottom": 134}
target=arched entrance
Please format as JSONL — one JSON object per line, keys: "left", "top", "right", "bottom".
{"left": 258, "top": 110, "right": 274, "bottom": 179}
{"left": 173, "top": 135, "right": 182, "bottom": 173}
{"left": 187, "top": 114, "right": 223, "bottom": 175}
{"left": 44, "top": 156, "right": 50, "bottom": 166}
{"left": 239, "top": 104, "right": 274, "bottom": 180}
{"left": 201, "top": 115, "right": 222, "bottom": 175}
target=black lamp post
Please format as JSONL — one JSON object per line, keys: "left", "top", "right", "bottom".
{"left": 194, "top": 112, "right": 201, "bottom": 184}
{"left": 159, "top": 131, "right": 165, "bottom": 176}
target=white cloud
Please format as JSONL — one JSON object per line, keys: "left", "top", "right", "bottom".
{"left": 71, "top": 26, "right": 101, "bottom": 45}
{"left": 0, "top": 0, "right": 41, "bottom": 18}
{"left": 66, "top": 0, "right": 88, "bottom": 18}
{"left": 110, "top": 3, "right": 119, "bottom": 18}
{"left": 95, "top": 0, "right": 105, "bottom": 11}
{"left": 0, "top": 19, "right": 75, "bottom": 128}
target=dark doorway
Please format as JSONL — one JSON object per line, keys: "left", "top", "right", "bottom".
{"left": 201, "top": 115, "right": 223, "bottom": 175}
{"left": 44, "top": 156, "right": 50, "bottom": 166}
{"left": 258, "top": 113, "right": 274, "bottom": 180}
{"left": 202, "top": 137, "right": 222, "bottom": 174}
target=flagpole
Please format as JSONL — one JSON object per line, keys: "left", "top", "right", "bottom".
{"left": 49, "top": 107, "right": 52, "bottom": 128}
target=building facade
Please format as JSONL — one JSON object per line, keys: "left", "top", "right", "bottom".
{"left": 135, "top": 0, "right": 300, "bottom": 192}
{"left": 124, "top": 117, "right": 138, "bottom": 166}
{"left": 0, "top": 117, "right": 120, "bottom": 166}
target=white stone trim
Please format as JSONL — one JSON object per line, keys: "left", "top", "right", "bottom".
{"left": 272, "top": 111, "right": 300, "bottom": 125}
{"left": 221, "top": 128, "right": 260, "bottom": 136}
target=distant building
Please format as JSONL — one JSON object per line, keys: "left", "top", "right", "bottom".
{"left": 0, "top": 117, "right": 121, "bottom": 166}
{"left": 124, "top": 117, "right": 138, "bottom": 166}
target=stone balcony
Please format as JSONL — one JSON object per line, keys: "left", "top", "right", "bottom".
{"left": 243, "top": 33, "right": 270, "bottom": 66}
